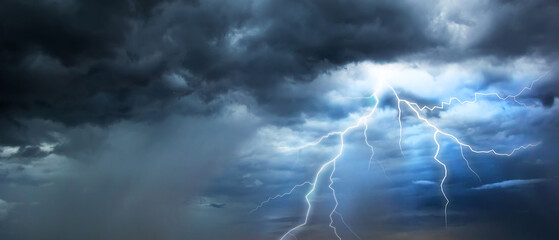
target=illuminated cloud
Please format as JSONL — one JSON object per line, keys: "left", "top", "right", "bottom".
{"left": 413, "top": 180, "right": 437, "bottom": 186}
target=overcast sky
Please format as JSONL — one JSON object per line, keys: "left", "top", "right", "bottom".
{"left": 1, "top": 0, "right": 558, "bottom": 239}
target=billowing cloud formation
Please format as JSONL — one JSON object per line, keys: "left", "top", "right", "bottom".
{"left": 0, "top": 0, "right": 434, "bottom": 127}
{"left": 1, "top": 0, "right": 558, "bottom": 240}
{"left": 1, "top": 0, "right": 558, "bottom": 130}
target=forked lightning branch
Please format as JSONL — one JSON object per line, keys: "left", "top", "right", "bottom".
{"left": 251, "top": 73, "right": 548, "bottom": 240}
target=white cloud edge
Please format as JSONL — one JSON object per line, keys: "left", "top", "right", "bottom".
{"left": 473, "top": 179, "right": 547, "bottom": 190}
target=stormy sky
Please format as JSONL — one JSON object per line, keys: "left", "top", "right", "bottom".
{"left": 1, "top": 0, "right": 558, "bottom": 239}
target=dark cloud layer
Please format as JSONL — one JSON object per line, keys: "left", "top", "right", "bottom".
{"left": 0, "top": 0, "right": 431, "bottom": 128}
{"left": 3, "top": 0, "right": 556, "bottom": 132}
{"left": 472, "top": 0, "right": 559, "bottom": 58}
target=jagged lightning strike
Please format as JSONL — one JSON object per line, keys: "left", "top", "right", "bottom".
{"left": 251, "top": 74, "right": 547, "bottom": 240}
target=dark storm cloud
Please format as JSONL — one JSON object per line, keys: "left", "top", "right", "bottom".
{"left": 471, "top": 0, "right": 559, "bottom": 58}
{"left": 2, "top": 0, "right": 558, "bottom": 133}
{"left": 0, "top": 0, "right": 191, "bottom": 129}
{"left": 0, "top": 0, "right": 441, "bottom": 131}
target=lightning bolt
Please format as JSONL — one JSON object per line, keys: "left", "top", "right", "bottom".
{"left": 413, "top": 71, "right": 550, "bottom": 111}
{"left": 252, "top": 74, "right": 545, "bottom": 239}
{"left": 334, "top": 211, "right": 362, "bottom": 240}
{"left": 249, "top": 181, "right": 313, "bottom": 214}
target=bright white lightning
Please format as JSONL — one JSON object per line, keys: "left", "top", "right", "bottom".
{"left": 413, "top": 71, "right": 550, "bottom": 111}
{"left": 249, "top": 181, "right": 313, "bottom": 214}
{"left": 363, "top": 122, "right": 375, "bottom": 171}
{"left": 334, "top": 211, "right": 362, "bottom": 240}
{"left": 461, "top": 145, "right": 482, "bottom": 182}
{"left": 276, "top": 90, "right": 381, "bottom": 240}
{"left": 432, "top": 131, "right": 448, "bottom": 226}
{"left": 287, "top": 233, "right": 298, "bottom": 240}
{"left": 252, "top": 76, "right": 544, "bottom": 239}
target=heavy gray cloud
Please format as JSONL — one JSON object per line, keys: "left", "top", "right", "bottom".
{"left": 4, "top": 0, "right": 556, "bottom": 132}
